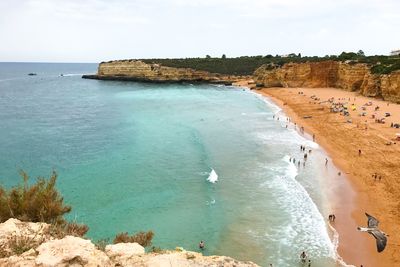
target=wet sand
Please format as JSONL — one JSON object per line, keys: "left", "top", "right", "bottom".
{"left": 248, "top": 86, "right": 400, "bottom": 267}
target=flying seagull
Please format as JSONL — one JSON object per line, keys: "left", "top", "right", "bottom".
{"left": 357, "top": 213, "right": 388, "bottom": 252}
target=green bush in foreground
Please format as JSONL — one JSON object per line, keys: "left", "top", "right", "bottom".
{"left": 0, "top": 170, "right": 156, "bottom": 252}
{"left": 0, "top": 171, "right": 71, "bottom": 224}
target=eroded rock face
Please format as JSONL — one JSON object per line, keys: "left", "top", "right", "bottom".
{"left": 360, "top": 72, "right": 381, "bottom": 97}
{"left": 0, "top": 218, "right": 51, "bottom": 256}
{"left": 336, "top": 63, "right": 370, "bottom": 91}
{"left": 110, "top": 250, "right": 260, "bottom": 267}
{"left": 254, "top": 61, "right": 400, "bottom": 102}
{"left": 380, "top": 71, "right": 400, "bottom": 103}
{"left": 35, "top": 236, "right": 111, "bottom": 267}
{"left": 105, "top": 242, "right": 144, "bottom": 258}
{"left": 253, "top": 61, "right": 339, "bottom": 88}
{"left": 83, "top": 60, "right": 240, "bottom": 85}
{"left": 0, "top": 219, "right": 260, "bottom": 267}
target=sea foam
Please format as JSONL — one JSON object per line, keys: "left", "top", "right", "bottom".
{"left": 207, "top": 169, "right": 218, "bottom": 183}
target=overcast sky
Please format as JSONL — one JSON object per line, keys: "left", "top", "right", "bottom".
{"left": 0, "top": 0, "right": 399, "bottom": 62}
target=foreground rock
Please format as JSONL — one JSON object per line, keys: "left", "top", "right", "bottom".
{"left": 82, "top": 60, "right": 242, "bottom": 85}
{"left": 253, "top": 61, "right": 400, "bottom": 103}
{"left": 0, "top": 219, "right": 259, "bottom": 267}
{"left": 35, "top": 236, "right": 111, "bottom": 266}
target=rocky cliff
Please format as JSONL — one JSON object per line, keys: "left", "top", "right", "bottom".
{"left": 82, "top": 60, "right": 241, "bottom": 85}
{"left": 253, "top": 61, "right": 400, "bottom": 103}
{"left": 0, "top": 219, "right": 259, "bottom": 267}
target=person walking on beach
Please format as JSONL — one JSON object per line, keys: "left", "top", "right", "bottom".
{"left": 199, "top": 240, "right": 205, "bottom": 250}
{"left": 325, "top": 158, "right": 328, "bottom": 166}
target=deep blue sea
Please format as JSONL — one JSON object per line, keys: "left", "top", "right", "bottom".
{"left": 0, "top": 62, "right": 347, "bottom": 266}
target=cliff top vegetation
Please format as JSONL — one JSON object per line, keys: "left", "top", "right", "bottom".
{"left": 138, "top": 51, "right": 400, "bottom": 76}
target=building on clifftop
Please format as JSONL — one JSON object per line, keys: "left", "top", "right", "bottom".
{"left": 390, "top": 49, "right": 400, "bottom": 56}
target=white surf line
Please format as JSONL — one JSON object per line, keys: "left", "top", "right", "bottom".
{"left": 327, "top": 223, "right": 356, "bottom": 267}
{"left": 61, "top": 73, "right": 85, "bottom": 77}
{"left": 254, "top": 90, "right": 355, "bottom": 266}
{"left": 284, "top": 158, "right": 335, "bottom": 259}
{"left": 0, "top": 77, "right": 29, "bottom": 83}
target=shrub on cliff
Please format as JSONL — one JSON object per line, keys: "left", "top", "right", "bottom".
{"left": 0, "top": 170, "right": 71, "bottom": 224}
{"left": 141, "top": 53, "right": 400, "bottom": 75}
{"left": 371, "top": 62, "right": 400, "bottom": 75}
{"left": 113, "top": 231, "right": 154, "bottom": 247}
{"left": 48, "top": 221, "right": 89, "bottom": 238}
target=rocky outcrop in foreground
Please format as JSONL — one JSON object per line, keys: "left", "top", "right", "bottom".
{"left": 253, "top": 61, "right": 400, "bottom": 103}
{"left": 83, "top": 60, "right": 242, "bottom": 85}
{"left": 0, "top": 219, "right": 259, "bottom": 267}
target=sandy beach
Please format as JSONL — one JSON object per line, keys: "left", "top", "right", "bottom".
{"left": 235, "top": 82, "right": 400, "bottom": 267}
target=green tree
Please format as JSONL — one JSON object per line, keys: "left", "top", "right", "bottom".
{"left": 221, "top": 54, "right": 226, "bottom": 59}
{"left": 357, "top": 50, "right": 365, "bottom": 57}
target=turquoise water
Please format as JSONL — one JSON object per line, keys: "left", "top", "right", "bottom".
{"left": 0, "top": 63, "right": 341, "bottom": 266}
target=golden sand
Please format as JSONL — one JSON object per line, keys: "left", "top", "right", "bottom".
{"left": 235, "top": 81, "right": 400, "bottom": 267}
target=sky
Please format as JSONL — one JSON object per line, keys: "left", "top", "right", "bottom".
{"left": 0, "top": 0, "right": 399, "bottom": 62}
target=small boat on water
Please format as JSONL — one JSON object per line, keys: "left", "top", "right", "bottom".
{"left": 28, "top": 73, "right": 37, "bottom": 76}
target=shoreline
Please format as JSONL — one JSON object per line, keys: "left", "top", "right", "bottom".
{"left": 234, "top": 81, "right": 399, "bottom": 266}
{"left": 256, "top": 90, "right": 374, "bottom": 267}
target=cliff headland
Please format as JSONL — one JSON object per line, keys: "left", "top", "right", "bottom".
{"left": 83, "top": 56, "right": 400, "bottom": 102}
{"left": 82, "top": 60, "right": 243, "bottom": 85}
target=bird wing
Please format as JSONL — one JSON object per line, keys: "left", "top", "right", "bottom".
{"left": 365, "top": 213, "right": 379, "bottom": 228}
{"left": 370, "top": 230, "right": 387, "bottom": 253}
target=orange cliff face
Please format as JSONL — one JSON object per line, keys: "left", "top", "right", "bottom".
{"left": 253, "top": 61, "right": 400, "bottom": 103}
{"left": 82, "top": 60, "right": 242, "bottom": 85}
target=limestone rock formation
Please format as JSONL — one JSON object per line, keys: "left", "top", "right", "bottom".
{"left": 0, "top": 218, "right": 51, "bottom": 256}
{"left": 82, "top": 60, "right": 240, "bottom": 85}
{"left": 0, "top": 219, "right": 259, "bottom": 267}
{"left": 35, "top": 236, "right": 111, "bottom": 266}
{"left": 254, "top": 61, "right": 400, "bottom": 103}
{"left": 380, "top": 71, "right": 400, "bottom": 102}
{"left": 253, "top": 61, "right": 339, "bottom": 88}
{"left": 126, "top": 251, "right": 259, "bottom": 267}
{"left": 105, "top": 242, "right": 145, "bottom": 258}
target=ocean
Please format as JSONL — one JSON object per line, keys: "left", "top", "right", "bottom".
{"left": 0, "top": 62, "right": 346, "bottom": 266}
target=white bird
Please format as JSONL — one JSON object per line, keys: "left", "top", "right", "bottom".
{"left": 357, "top": 213, "right": 388, "bottom": 252}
